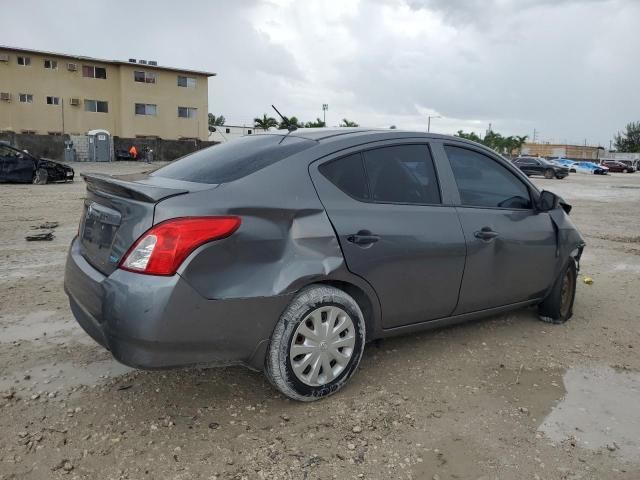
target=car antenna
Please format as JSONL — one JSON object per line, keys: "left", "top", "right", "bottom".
{"left": 272, "top": 104, "right": 298, "bottom": 144}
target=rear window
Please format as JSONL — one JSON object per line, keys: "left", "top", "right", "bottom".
{"left": 152, "top": 135, "right": 315, "bottom": 184}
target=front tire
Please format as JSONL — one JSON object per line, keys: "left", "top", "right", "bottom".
{"left": 265, "top": 285, "right": 366, "bottom": 401}
{"left": 544, "top": 169, "right": 554, "bottom": 179}
{"left": 538, "top": 260, "right": 577, "bottom": 324}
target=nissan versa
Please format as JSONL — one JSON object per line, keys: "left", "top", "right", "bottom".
{"left": 64, "top": 129, "right": 585, "bottom": 401}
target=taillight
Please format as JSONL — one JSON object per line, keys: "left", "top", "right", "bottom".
{"left": 119, "top": 216, "right": 240, "bottom": 276}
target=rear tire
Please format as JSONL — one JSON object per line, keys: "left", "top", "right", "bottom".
{"left": 265, "top": 285, "right": 366, "bottom": 401}
{"left": 538, "top": 260, "right": 577, "bottom": 324}
{"left": 33, "top": 168, "right": 48, "bottom": 185}
{"left": 544, "top": 169, "right": 554, "bottom": 179}
{"left": 623, "top": 169, "right": 628, "bottom": 173}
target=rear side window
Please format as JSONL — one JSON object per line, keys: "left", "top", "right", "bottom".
{"left": 363, "top": 145, "right": 440, "bottom": 204}
{"left": 319, "top": 153, "right": 369, "bottom": 201}
{"left": 152, "top": 135, "right": 314, "bottom": 184}
{"left": 445, "top": 146, "right": 532, "bottom": 209}
{"left": 319, "top": 144, "right": 441, "bottom": 205}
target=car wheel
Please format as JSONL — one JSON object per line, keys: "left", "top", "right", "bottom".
{"left": 544, "top": 169, "right": 554, "bottom": 179}
{"left": 33, "top": 168, "right": 48, "bottom": 185}
{"left": 265, "top": 284, "right": 366, "bottom": 401}
{"left": 538, "top": 260, "right": 577, "bottom": 324}
{"left": 623, "top": 168, "right": 628, "bottom": 173}
{"left": 555, "top": 174, "right": 566, "bottom": 179}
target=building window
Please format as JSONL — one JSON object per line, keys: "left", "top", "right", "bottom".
{"left": 44, "top": 59, "right": 58, "bottom": 69}
{"left": 19, "top": 93, "right": 33, "bottom": 103}
{"left": 177, "top": 76, "right": 196, "bottom": 88}
{"left": 178, "top": 106, "right": 197, "bottom": 118}
{"left": 135, "top": 103, "right": 157, "bottom": 116}
{"left": 48, "top": 132, "right": 63, "bottom": 136}
{"left": 225, "top": 128, "right": 231, "bottom": 134}
{"left": 17, "top": 56, "right": 31, "bottom": 66}
{"left": 247, "top": 129, "right": 252, "bottom": 135}
{"left": 82, "top": 65, "right": 107, "bottom": 79}
{"left": 134, "top": 71, "right": 156, "bottom": 84}
{"left": 84, "top": 99, "right": 109, "bottom": 113}
{"left": 21, "top": 130, "right": 36, "bottom": 134}
{"left": 46, "top": 96, "right": 60, "bottom": 105}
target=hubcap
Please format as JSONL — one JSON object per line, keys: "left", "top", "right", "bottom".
{"left": 289, "top": 306, "right": 356, "bottom": 387}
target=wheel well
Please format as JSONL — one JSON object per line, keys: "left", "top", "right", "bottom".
{"left": 319, "top": 280, "right": 376, "bottom": 341}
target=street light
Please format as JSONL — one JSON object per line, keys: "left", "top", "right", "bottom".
{"left": 322, "top": 104, "right": 328, "bottom": 126}
{"left": 427, "top": 115, "right": 441, "bottom": 133}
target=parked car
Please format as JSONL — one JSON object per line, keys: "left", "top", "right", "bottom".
{"left": 115, "top": 149, "right": 133, "bottom": 161}
{"left": 573, "top": 161, "right": 609, "bottom": 175}
{"left": 513, "top": 157, "right": 569, "bottom": 179}
{"left": 64, "top": 130, "right": 585, "bottom": 401}
{"left": 551, "top": 158, "right": 578, "bottom": 173}
{"left": 601, "top": 161, "right": 636, "bottom": 173}
{"left": 0, "top": 141, "right": 74, "bottom": 184}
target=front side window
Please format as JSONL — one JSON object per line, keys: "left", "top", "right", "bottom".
{"left": 44, "top": 59, "right": 57, "bottom": 69}
{"left": 363, "top": 145, "right": 440, "bottom": 204}
{"left": 19, "top": 93, "right": 33, "bottom": 103}
{"left": 84, "top": 99, "right": 109, "bottom": 113}
{"left": 177, "top": 76, "right": 196, "bottom": 88}
{"left": 134, "top": 71, "right": 156, "bottom": 84}
{"left": 17, "top": 56, "right": 31, "bottom": 66}
{"left": 178, "top": 106, "right": 197, "bottom": 118}
{"left": 135, "top": 103, "right": 157, "bottom": 116}
{"left": 445, "top": 145, "right": 532, "bottom": 209}
{"left": 46, "top": 96, "right": 60, "bottom": 105}
{"left": 82, "top": 65, "right": 107, "bottom": 79}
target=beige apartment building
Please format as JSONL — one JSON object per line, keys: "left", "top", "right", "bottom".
{"left": 0, "top": 46, "right": 214, "bottom": 141}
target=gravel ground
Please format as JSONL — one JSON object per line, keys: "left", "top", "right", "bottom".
{"left": 1, "top": 162, "right": 639, "bottom": 480}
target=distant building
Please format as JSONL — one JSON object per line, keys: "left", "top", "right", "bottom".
{"left": 208, "top": 125, "right": 259, "bottom": 142}
{"left": 0, "top": 45, "right": 215, "bottom": 140}
{"left": 520, "top": 143, "right": 604, "bottom": 161}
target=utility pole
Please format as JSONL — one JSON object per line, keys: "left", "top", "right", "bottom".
{"left": 322, "top": 104, "right": 328, "bottom": 126}
{"left": 533, "top": 128, "right": 537, "bottom": 143}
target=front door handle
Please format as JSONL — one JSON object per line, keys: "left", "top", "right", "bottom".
{"left": 347, "top": 230, "right": 380, "bottom": 246}
{"left": 474, "top": 227, "right": 498, "bottom": 240}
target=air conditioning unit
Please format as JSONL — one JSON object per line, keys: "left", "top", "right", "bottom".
{"left": 128, "top": 58, "right": 137, "bottom": 63}
{"left": 138, "top": 59, "right": 147, "bottom": 65}
{"left": 148, "top": 60, "right": 158, "bottom": 66}
{"left": 67, "top": 63, "right": 77, "bottom": 71}
{"left": 0, "top": 92, "right": 11, "bottom": 101}
{"left": 0, "top": 53, "right": 9, "bottom": 62}
{"left": 69, "top": 97, "right": 80, "bottom": 106}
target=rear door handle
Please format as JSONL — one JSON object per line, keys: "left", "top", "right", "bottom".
{"left": 347, "top": 230, "right": 380, "bottom": 246}
{"left": 474, "top": 227, "right": 499, "bottom": 240}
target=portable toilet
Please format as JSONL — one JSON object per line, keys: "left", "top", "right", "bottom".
{"left": 87, "top": 129, "right": 112, "bottom": 162}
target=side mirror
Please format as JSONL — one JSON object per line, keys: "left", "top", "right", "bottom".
{"left": 537, "top": 190, "right": 559, "bottom": 212}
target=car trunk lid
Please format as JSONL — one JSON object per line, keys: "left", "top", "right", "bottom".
{"left": 79, "top": 173, "right": 204, "bottom": 275}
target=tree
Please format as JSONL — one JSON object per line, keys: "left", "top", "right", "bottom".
{"left": 614, "top": 122, "right": 640, "bottom": 152}
{"left": 455, "top": 130, "right": 528, "bottom": 157}
{"left": 455, "top": 130, "right": 482, "bottom": 143}
{"left": 278, "top": 116, "right": 302, "bottom": 130}
{"left": 253, "top": 114, "right": 278, "bottom": 131}
{"left": 389, "top": 125, "right": 397, "bottom": 129}
{"left": 340, "top": 118, "right": 359, "bottom": 127}
{"left": 304, "top": 118, "right": 326, "bottom": 128}
{"left": 208, "top": 114, "right": 225, "bottom": 128}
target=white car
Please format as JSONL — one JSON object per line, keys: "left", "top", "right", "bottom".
{"left": 572, "top": 162, "right": 609, "bottom": 175}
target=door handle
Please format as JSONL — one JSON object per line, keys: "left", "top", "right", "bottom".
{"left": 474, "top": 227, "right": 498, "bottom": 240}
{"left": 347, "top": 230, "right": 380, "bottom": 246}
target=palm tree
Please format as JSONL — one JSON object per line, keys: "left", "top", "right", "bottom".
{"left": 514, "top": 135, "right": 528, "bottom": 156}
{"left": 340, "top": 118, "right": 359, "bottom": 127}
{"left": 304, "top": 118, "right": 326, "bottom": 128}
{"left": 278, "top": 116, "right": 302, "bottom": 130}
{"left": 254, "top": 114, "right": 278, "bottom": 131}
{"left": 208, "top": 114, "right": 225, "bottom": 127}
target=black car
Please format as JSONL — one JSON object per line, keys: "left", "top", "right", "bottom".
{"left": 115, "top": 149, "right": 133, "bottom": 161}
{"left": 513, "top": 157, "right": 569, "bottom": 179}
{"left": 0, "top": 142, "right": 74, "bottom": 184}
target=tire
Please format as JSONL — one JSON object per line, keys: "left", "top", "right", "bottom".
{"left": 538, "top": 260, "right": 577, "bottom": 324}
{"left": 265, "top": 285, "right": 366, "bottom": 401}
{"left": 555, "top": 174, "right": 566, "bottom": 179}
{"left": 544, "top": 169, "right": 554, "bottom": 179}
{"left": 33, "top": 168, "right": 48, "bottom": 185}
{"left": 623, "top": 169, "right": 628, "bottom": 173}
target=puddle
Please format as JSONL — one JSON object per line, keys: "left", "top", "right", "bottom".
{"left": 0, "top": 359, "right": 132, "bottom": 392}
{"left": 539, "top": 366, "right": 640, "bottom": 462}
{"left": 0, "top": 310, "right": 86, "bottom": 344}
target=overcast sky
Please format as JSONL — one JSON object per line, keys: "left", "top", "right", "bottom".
{"left": 2, "top": 0, "right": 638, "bottom": 145}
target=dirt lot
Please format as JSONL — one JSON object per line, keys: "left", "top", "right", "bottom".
{"left": 1, "top": 162, "right": 639, "bottom": 480}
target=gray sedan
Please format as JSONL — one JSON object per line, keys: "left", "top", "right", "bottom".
{"left": 64, "top": 129, "right": 585, "bottom": 401}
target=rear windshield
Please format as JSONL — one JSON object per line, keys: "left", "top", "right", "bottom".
{"left": 152, "top": 135, "right": 315, "bottom": 184}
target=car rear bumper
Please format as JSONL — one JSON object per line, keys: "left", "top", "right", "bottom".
{"left": 64, "top": 237, "right": 291, "bottom": 370}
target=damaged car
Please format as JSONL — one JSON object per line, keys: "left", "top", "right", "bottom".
{"left": 0, "top": 142, "right": 74, "bottom": 184}
{"left": 64, "top": 129, "right": 585, "bottom": 401}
